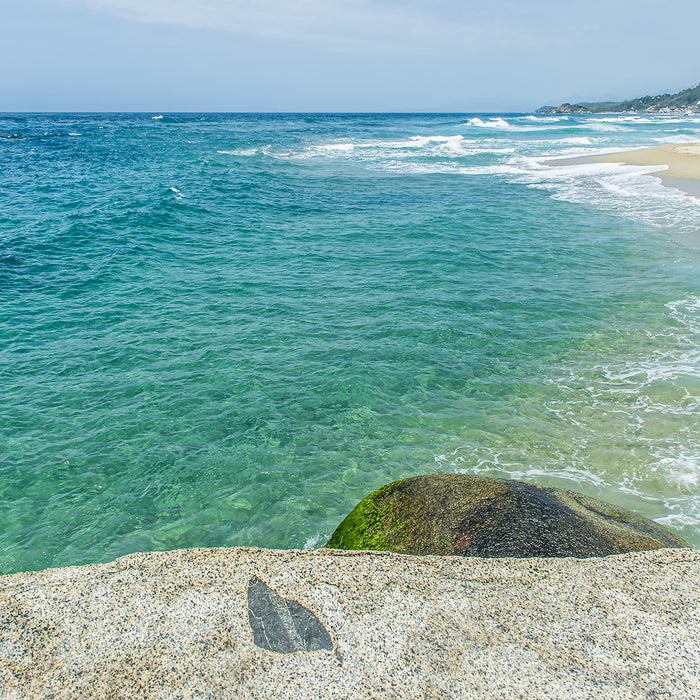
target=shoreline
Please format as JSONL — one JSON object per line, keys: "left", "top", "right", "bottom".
{"left": 541, "top": 142, "right": 700, "bottom": 198}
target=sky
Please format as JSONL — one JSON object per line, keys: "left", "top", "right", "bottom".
{"left": 2, "top": 0, "right": 699, "bottom": 112}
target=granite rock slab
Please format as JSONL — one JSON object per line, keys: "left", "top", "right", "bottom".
{"left": 1, "top": 547, "right": 699, "bottom": 699}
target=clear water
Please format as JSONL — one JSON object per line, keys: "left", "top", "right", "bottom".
{"left": 1, "top": 112, "right": 699, "bottom": 574}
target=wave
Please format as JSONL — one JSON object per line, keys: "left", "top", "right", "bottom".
{"left": 512, "top": 156, "right": 700, "bottom": 234}
{"left": 523, "top": 115, "right": 569, "bottom": 123}
{"left": 256, "top": 135, "right": 487, "bottom": 161}
{"left": 463, "top": 117, "right": 512, "bottom": 129}
{"left": 150, "top": 115, "right": 188, "bottom": 124}
{"left": 318, "top": 142, "right": 356, "bottom": 152}
{"left": 218, "top": 148, "right": 260, "bottom": 156}
{"left": 463, "top": 116, "right": 613, "bottom": 133}
{"left": 251, "top": 131, "right": 700, "bottom": 233}
{"left": 322, "top": 135, "right": 473, "bottom": 151}
{"left": 223, "top": 118, "right": 700, "bottom": 234}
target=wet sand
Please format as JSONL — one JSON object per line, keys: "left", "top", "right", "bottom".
{"left": 542, "top": 142, "right": 700, "bottom": 198}
{"left": 595, "top": 142, "right": 700, "bottom": 196}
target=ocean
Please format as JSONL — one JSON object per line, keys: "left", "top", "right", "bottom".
{"left": 1, "top": 112, "right": 698, "bottom": 575}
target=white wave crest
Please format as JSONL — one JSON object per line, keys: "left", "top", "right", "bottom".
{"left": 218, "top": 148, "right": 259, "bottom": 156}
{"left": 524, "top": 115, "right": 568, "bottom": 123}
{"left": 464, "top": 117, "right": 511, "bottom": 129}
{"left": 283, "top": 134, "right": 500, "bottom": 161}
{"left": 512, "top": 156, "right": 700, "bottom": 234}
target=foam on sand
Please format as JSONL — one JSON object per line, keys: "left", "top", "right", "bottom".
{"left": 593, "top": 142, "right": 700, "bottom": 197}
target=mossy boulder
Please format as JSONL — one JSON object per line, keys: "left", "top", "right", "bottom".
{"left": 325, "top": 474, "right": 689, "bottom": 558}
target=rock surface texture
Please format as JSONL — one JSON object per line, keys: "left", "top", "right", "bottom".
{"left": 1, "top": 547, "right": 699, "bottom": 699}
{"left": 326, "top": 474, "right": 688, "bottom": 557}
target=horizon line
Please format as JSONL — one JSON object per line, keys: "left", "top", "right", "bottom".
{"left": 1, "top": 110, "right": 536, "bottom": 116}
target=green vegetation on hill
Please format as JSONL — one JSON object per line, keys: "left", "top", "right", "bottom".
{"left": 538, "top": 83, "right": 700, "bottom": 114}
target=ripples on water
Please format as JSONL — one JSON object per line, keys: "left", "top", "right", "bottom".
{"left": 1, "top": 113, "right": 699, "bottom": 573}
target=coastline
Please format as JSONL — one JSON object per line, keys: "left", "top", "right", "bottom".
{"left": 1, "top": 546, "right": 699, "bottom": 698}
{"left": 3, "top": 114, "right": 700, "bottom": 587}
{"left": 542, "top": 142, "right": 700, "bottom": 198}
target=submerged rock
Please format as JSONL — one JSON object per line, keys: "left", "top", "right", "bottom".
{"left": 325, "top": 473, "right": 689, "bottom": 558}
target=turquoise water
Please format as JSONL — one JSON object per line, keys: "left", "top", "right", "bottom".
{"left": 1, "top": 113, "right": 699, "bottom": 574}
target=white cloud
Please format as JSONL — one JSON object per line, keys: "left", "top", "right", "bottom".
{"left": 48, "top": 1, "right": 700, "bottom": 66}
{"left": 55, "top": 0, "right": 500, "bottom": 54}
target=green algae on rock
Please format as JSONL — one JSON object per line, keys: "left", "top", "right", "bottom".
{"left": 325, "top": 474, "right": 689, "bottom": 558}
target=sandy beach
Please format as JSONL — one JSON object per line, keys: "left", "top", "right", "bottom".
{"left": 595, "top": 142, "right": 700, "bottom": 197}
{"left": 544, "top": 142, "right": 700, "bottom": 198}
{"left": 592, "top": 142, "right": 700, "bottom": 179}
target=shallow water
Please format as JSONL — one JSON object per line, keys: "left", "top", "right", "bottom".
{"left": 1, "top": 112, "right": 699, "bottom": 574}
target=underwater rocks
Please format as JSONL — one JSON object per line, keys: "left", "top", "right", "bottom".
{"left": 325, "top": 473, "right": 689, "bottom": 557}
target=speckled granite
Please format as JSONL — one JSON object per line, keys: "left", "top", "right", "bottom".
{"left": 1, "top": 547, "right": 699, "bottom": 699}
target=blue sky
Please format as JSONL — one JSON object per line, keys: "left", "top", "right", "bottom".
{"left": 2, "top": 0, "right": 699, "bottom": 112}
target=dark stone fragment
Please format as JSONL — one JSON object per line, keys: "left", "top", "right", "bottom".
{"left": 325, "top": 473, "right": 689, "bottom": 558}
{"left": 246, "top": 576, "right": 333, "bottom": 654}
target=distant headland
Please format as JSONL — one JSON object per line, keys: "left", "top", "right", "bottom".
{"left": 537, "top": 82, "right": 700, "bottom": 114}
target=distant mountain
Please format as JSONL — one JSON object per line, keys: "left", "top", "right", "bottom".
{"left": 537, "top": 83, "right": 700, "bottom": 114}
